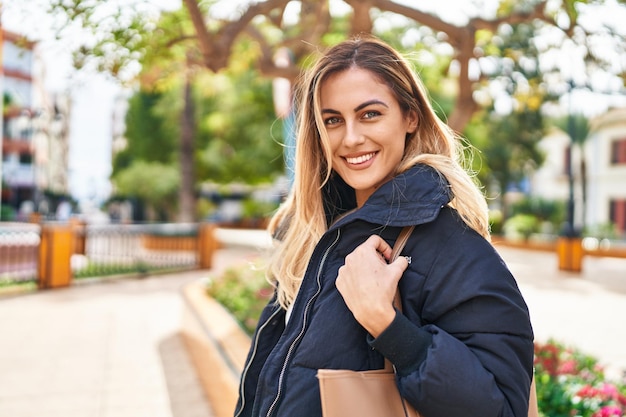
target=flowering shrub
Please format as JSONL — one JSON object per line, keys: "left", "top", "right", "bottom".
{"left": 205, "top": 260, "right": 274, "bottom": 334}
{"left": 534, "top": 339, "right": 626, "bottom": 417}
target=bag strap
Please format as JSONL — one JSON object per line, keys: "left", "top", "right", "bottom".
{"left": 381, "top": 226, "right": 415, "bottom": 373}
{"left": 391, "top": 225, "right": 415, "bottom": 313}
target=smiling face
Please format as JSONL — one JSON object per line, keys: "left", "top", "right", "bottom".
{"left": 319, "top": 68, "right": 418, "bottom": 207}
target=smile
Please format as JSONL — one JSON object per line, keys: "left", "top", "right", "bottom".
{"left": 345, "top": 152, "right": 377, "bottom": 165}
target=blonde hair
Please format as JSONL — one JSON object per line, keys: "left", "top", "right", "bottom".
{"left": 268, "top": 35, "right": 489, "bottom": 309}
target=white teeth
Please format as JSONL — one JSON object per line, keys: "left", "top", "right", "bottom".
{"left": 346, "top": 152, "right": 375, "bottom": 164}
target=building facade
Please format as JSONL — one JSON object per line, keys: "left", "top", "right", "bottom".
{"left": 585, "top": 108, "right": 626, "bottom": 235}
{"left": 530, "top": 107, "right": 626, "bottom": 236}
{"left": 1, "top": 29, "right": 71, "bottom": 219}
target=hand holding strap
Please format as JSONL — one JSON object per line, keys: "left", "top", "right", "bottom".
{"left": 391, "top": 225, "right": 415, "bottom": 313}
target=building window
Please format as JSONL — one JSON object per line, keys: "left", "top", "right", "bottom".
{"left": 609, "top": 199, "right": 626, "bottom": 233}
{"left": 19, "top": 154, "right": 32, "bottom": 164}
{"left": 611, "top": 138, "right": 626, "bottom": 165}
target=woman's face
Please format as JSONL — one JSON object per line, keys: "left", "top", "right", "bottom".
{"left": 319, "top": 68, "right": 417, "bottom": 207}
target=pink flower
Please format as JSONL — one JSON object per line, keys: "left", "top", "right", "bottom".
{"left": 558, "top": 359, "right": 577, "bottom": 375}
{"left": 592, "top": 405, "right": 622, "bottom": 417}
{"left": 600, "top": 383, "right": 619, "bottom": 400}
{"left": 577, "top": 385, "right": 599, "bottom": 398}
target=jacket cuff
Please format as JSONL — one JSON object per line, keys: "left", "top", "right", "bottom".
{"left": 367, "top": 310, "right": 432, "bottom": 376}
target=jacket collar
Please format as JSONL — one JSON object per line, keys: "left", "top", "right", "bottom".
{"left": 325, "top": 164, "right": 452, "bottom": 230}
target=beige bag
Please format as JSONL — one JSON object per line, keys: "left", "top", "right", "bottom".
{"left": 318, "top": 226, "right": 420, "bottom": 417}
{"left": 317, "top": 226, "right": 540, "bottom": 417}
{"left": 318, "top": 365, "right": 420, "bottom": 417}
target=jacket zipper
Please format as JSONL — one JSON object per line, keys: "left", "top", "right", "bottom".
{"left": 234, "top": 306, "right": 283, "bottom": 417}
{"left": 265, "top": 229, "right": 341, "bottom": 417}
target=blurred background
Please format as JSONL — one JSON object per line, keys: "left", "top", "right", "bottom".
{"left": 0, "top": 0, "right": 624, "bottom": 238}
{"left": 1, "top": 2, "right": 626, "bottom": 417}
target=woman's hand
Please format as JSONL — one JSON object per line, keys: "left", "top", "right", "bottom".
{"left": 335, "top": 235, "right": 409, "bottom": 337}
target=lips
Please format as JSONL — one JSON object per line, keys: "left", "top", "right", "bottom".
{"left": 345, "top": 152, "right": 377, "bottom": 165}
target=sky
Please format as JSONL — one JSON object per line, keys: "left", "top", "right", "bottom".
{"left": 2, "top": 0, "right": 626, "bottom": 208}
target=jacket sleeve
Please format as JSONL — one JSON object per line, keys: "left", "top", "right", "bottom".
{"left": 370, "top": 214, "right": 534, "bottom": 417}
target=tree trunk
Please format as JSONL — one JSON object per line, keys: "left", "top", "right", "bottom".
{"left": 178, "top": 71, "right": 196, "bottom": 222}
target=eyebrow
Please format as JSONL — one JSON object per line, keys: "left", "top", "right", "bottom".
{"left": 321, "top": 99, "right": 389, "bottom": 115}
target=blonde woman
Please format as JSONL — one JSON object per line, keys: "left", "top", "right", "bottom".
{"left": 234, "top": 35, "right": 534, "bottom": 417}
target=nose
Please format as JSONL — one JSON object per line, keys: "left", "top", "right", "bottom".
{"left": 343, "top": 121, "right": 365, "bottom": 147}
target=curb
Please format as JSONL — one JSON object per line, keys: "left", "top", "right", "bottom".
{"left": 180, "top": 278, "right": 251, "bottom": 417}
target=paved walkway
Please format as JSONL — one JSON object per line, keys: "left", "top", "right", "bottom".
{"left": 0, "top": 229, "right": 624, "bottom": 417}
{"left": 495, "top": 243, "right": 626, "bottom": 380}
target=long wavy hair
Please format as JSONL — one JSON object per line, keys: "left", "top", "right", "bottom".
{"left": 267, "top": 35, "right": 490, "bottom": 309}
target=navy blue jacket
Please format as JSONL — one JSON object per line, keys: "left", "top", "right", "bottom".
{"left": 234, "top": 164, "right": 534, "bottom": 417}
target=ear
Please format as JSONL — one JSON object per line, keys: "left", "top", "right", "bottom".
{"left": 406, "top": 110, "right": 418, "bottom": 134}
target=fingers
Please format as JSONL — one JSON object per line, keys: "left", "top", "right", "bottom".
{"left": 340, "top": 234, "right": 410, "bottom": 284}
{"left": 335, "top": 234, "right": 411, "bottom": 337}
{"left": 358, "top": 235, "right": 410, "bottom": 267}
{"left": 389, "top": 254, "right": 409, "bottom": 273}
{"left": 362, "top": 234, "right": 393, "bottom": 262}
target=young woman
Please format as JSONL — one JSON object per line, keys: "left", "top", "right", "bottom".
{"left": 234, "top": 35, "right": 534, "bottom": 417}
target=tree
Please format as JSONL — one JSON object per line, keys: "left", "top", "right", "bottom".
{"left": 45, "top": 0, "right": 626, "bottom": 223}
{"left": 554, "top": 113, "right": 591, "bottom": 230}
{"left": 111, "top": 37, "right": 284, "bottom": 218}
{"left": 113, "top": 160, "right": 179, "bottom": 220}
{"left": 49, "top": 0, "right": 626, "bottom": 133}
{"left": 113, "top": 89, "right": 177, "bottom": 176}
{"left": 472, "top": 107, "right": 546, "bottom": 217}
{"left": 463, "top": 21, "right": 547, "bottom": 216}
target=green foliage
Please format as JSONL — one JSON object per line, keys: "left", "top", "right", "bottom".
{"left": 503, "top": 214, "right": 540, "bottom": 239}
{"left": 195, "top": 53, "right": 285, "bottom": 184}
{"left": 1, "top": 205, "right": 16, "bottom": 221}
{"left": 48, "top": 0, "right": 160, "bottom": 81}
{"left": 553, "top": 114, "right": 591, "bottom": 146}
{"left": 45, "top": 0, "right": 625, "bottom": 222}
{"left": 3, "top": 92, "right": 14, "bottom": 108}
{"left": 489, "top": 209, "right": 505, "bottom": 235}
{"left": 376, "top": 22, "right": 456, "bottom": 120}
{"left": 117, "top": 37, "right": 284, "bottom": 193}
{"left": 467, "top": 106, "right": 546, "bottom": 210}
{"left": 112, "top": 160, "right": 179, "bottom": 220}
{"left": 584, "top": 223, "right": 620, "bottom": 240}
{"left": 465, "top": 21, "right": 547, "bottom": 203}
{"left": 0, "top": 279, "right": 37, "bottom": 297}
{"left": 113, "top": 89, "right": 178, "bottom": 175}
{"left": 206, "top": 260, "right": 274, "bottom": 335}
{"left": 73, "top": 262, "right": 152, "bottom": 279}
{"left": 242, "top": 198, "right": 279, "bottom": 220}
{"left": 511, "top": 197, "right": 566, "bottom": 227}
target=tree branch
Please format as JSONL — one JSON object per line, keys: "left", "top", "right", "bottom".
{"left": 182, "top": 0, "right": 292, "bottom": 72}
{"left": 245, "top": 26, "right": 301, "bottom": 80}
{"left": 372, "top": 0, "right": 465, "bottom": 44}
{"left": 471, "top": 2, "right": 554, "bottom": 32}
{"left": 182, "top": 0, "right": 217, "bottom": 69}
